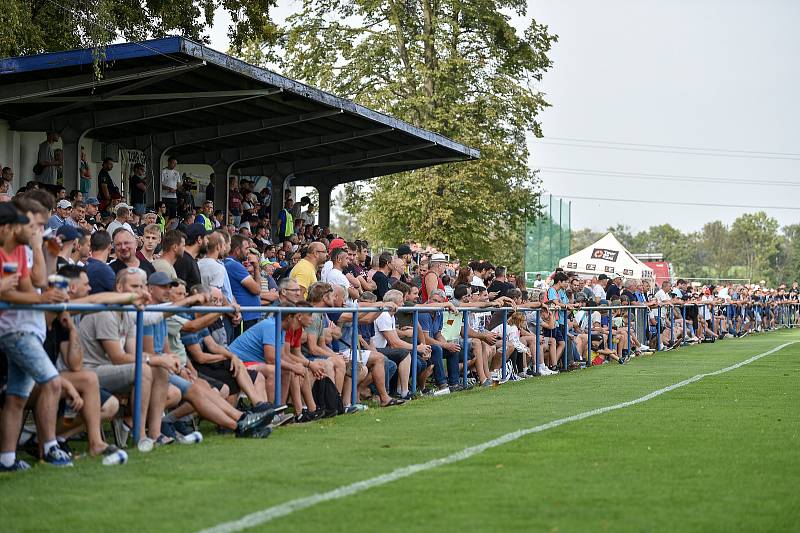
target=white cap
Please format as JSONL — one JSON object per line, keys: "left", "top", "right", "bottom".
{"left": 56, "top": 200, "right": 72, "bottom": 209}
{"left": 430, "top": 252, "right": 447, "bottom": 263}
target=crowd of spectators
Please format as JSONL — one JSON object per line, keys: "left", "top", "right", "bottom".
{"left": 0, "top": 172, "right": 797, "bottom": 474}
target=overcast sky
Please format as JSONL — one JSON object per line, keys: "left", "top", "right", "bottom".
{"left": 206, "top": 0, "right": 800, "bottom": 234}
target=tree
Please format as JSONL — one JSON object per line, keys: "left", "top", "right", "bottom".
{"left": 329, "top": 186, "right": 363, "bottom": 240}
{"left": 729, "top": 212, "right": 780, "bottom": 283}
{"left": 242, "top": 0, "right": 557, "bottom": 269}
{"left": 606, "top": 224, "right": 636, "bottom": 251}
{"left": 1, "top": 0, "right": 276, "bottom": 58}
{"left": 700, "top": 221, "right": 732, "bottom": 278}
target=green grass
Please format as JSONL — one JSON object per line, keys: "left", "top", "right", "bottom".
{"left": 2, "top": 330, "right": 800, "bottom": 532}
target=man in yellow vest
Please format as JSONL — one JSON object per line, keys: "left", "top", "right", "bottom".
{"left": 195, "top": 199, "right": 216, "bottom": 230}
{"left": 278, "top": 198, "right": 294, "bottom": 241}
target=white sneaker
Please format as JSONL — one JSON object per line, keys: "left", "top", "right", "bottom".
{"left": 137, "top": 437, "right": 154, "bottom": 453}
{"left": 177, "top": 431, "right": 203, "bottom": 444}
{"left": 537, "top": 365, "right": 556, "bottom": 376}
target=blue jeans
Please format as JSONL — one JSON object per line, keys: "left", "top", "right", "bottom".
{"left": 169, "top": 374, "right": 193, "bottom": 396}
{"left": 441, "top": 347, "right": 462, "bottom": 386}
{"left": 133, "top": 203, "right": 146, "bottom": 216}
{"left": 0, "top": 332, "right": 59, "bottom": 398}
{"left": 428, "top": 345, "right": 447, "bottom": 386}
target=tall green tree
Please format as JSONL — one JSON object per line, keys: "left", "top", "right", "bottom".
{"left": 700, "top": 220, "right": 732, "bottom": 278}
{"left": 729, "top": 212, "right": 780, "bottom": 283}
{"left": 243, "top": 0, "right": 556, "bottom": 269}
{"left": 1, "top": 0, "right": 276, "bottom": 58}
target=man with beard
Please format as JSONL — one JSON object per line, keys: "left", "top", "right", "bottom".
{"left": 174, "top": 223, "right": 206, "bottom": 288}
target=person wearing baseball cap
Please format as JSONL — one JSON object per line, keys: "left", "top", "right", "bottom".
{"left": 0, "top": 202, "right": 29, "bottom": 226}
{"left": 47, "top": 199, "right": 72, "bottom": 230}
{"left": 148, "top": 271, "right": 179, "bottom": 288}
{"left": 320, "top": 237, "right": 348, "bottom": 280}
{"left": 55, "top": 224, "right": 83, "bottom": 270}
{"left": 421, "top": 252, "right": 448, "bottom": 303}
{"left": 606, "top": 272, "right": 622, "bottom": 300}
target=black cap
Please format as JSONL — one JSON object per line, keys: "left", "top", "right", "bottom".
{"left": 598, "top": 274, "right": 610, "bottom": 281}
{"left": 0, "top": 203, "right": 29, "bottom": 225}
{"left": 396, "top": 244, "right": 413, "bottom": 256}
{"left": 186, "top": 223, "right": 211, "bottom": 241}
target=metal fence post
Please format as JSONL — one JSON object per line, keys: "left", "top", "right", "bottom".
{"left": 670, "top": 306, "right": 674, "bottom": 346}
{"left": 657, "top": 305, "right": 662, "bottom": 352}
{"left": 351, "top": 308, "right": 359, "bottom": 406}
{"left": 501, "top": 309, "right": 508, "bottom": 380}
{"left": 534, "top": 310, "right": 541, "bottom": 375}
{"left": 681, "top": 304, "right": 686, "bottom": 343}
{"left": 410, "top": 310, "right": 418, "bottom": 394}
{"left": 462, "top": 310, "right": 470, "bottom": 386}
{"left": 562, "top": 316, "right": 568, "bottom": 371}
{"left": 274, "top": 311, "right": 282, "bottom": 404}
{"left": 132, "top": 309, "right": 144, "bottom": 445}
{"left": 627, "top": 306, "right": 631, "bottom": 357}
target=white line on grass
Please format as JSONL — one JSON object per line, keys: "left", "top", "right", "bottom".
{"left": 199, "top": 340, "right": 797, "bottom": 533}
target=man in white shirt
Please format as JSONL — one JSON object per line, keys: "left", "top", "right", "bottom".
{"left": 470, "top": 261, "right": 493, "bottom": 288}
{"left": 160, "top": 157, "right": 180, "bottom": 218}
{"left": 324, "top": 248, "right": 359, "bottom": 304}
{"left": 373, "top": 289, "right": 414, "bottom": 399}
{"left": 198, "top": 231, "right": 234, "bottom": 304}
{"left": 105, "top": 204, "right": 134, "bottom": 237}
{"left": 532, "top": 273, "right": 545, "bottom": 289}
{"left": 592, "top": 274, "right": 609, "bottom": 301}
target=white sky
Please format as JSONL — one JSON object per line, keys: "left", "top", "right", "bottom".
{"left": 205, "top": 0, "right": 800, "bottom": 233}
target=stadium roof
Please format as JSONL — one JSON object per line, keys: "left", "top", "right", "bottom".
{"left": 0, "top": 37, "right": 479, "bottom": 187}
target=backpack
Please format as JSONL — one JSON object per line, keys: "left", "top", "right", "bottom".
{"left": 311, "top": 377, "right": 344, "bottom": 417}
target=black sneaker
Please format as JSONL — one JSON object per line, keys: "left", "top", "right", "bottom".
{"left": 246, "top": 426, "right": 273, "bottom": 439}
{"left": 235, "top": 410, "right": 272, "bottom": 437}
{"left": 294, "top": 410, "right": 316, "bottom": 423}
{"left": 0, "top": 459, "right": 31, "bottom": 472}
{"left": 251, "top": 401, "right": 277, "bottom": 413}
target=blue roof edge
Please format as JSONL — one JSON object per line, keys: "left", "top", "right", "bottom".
{"left": 0, "top": 37, "right": 479, "bottom": 160}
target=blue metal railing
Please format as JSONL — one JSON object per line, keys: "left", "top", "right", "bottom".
{"left": 0, "top": 299, "right": 795, "bottom": 444}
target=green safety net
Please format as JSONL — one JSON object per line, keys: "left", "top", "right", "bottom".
{"left": 524, "top": 195, "right": 571, "bottom": 285}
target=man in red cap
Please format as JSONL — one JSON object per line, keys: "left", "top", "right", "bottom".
{"left": 320, "top": 237, "right": 348, "bottom": 280}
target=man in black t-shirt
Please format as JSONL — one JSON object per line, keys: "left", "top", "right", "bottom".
{"left": 129, "top": 163, "right": 147, "bottom": 215}
{"left": 174, "top": 223, "right": 206, "bottom": 288}
{"left": 371, "top": 251, "right": 394, "bottom": 301}
{"left": 486, "top": 266, "right": 514, "bottom": 299}
{"left": 97, "top": 158, "right": 117, "bottom": 215}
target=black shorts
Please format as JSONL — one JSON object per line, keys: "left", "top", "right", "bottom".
{"left": 377, "top": 347, "right": 409, "bottom": 364}
{"left": 195, "top": 362, "right": 259, "bottom": 395}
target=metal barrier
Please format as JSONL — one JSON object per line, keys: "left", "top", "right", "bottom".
{"left": 0, "top": 299, "right": 796, "bottom": 444}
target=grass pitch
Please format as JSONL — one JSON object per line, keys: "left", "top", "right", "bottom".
{"left": 2, "top": 330, "right": 799, "bottom": 532}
